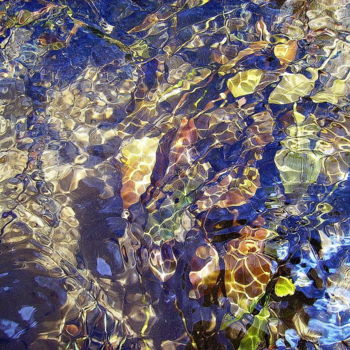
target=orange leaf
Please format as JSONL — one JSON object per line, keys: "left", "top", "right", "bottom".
{"left": 274, "top": 40, "right": 298, "bottom": 65}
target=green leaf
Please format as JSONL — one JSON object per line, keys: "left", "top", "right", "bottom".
{"left": 130, "top": 39, "right": 150, "bottom": 59}
{"left": 238, "top": 306, "right": 270, "bottom": 350}
{"left": 275, "top": 276, "right": 296, "bottom": 297}
{"left": 269, "top": 68, "right": 318, "bottom": 104}
{"left": 227, "top": 69, "right": 264, "bottom": 97}
{"left": 220, "top": 313, "right": 239, "bottom": 330}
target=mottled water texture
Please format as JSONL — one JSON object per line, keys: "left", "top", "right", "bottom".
{"left": 0, "top": 0, "right": 350, "bottom": 349}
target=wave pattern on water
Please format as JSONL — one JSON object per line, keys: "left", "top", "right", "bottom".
{"left": 0, "top": 0, "right": 350, "bottom": 349}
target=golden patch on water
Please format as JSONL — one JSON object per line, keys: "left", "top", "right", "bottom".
{"left": 120, "top": 136, "right": 161, "bottom": 208}
{"left": 196, "top": 166, "right": 260, "bottom": 211}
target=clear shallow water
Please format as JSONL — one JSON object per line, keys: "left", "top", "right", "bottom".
{"left": 0, "top": 0, "right": 350, "bottom": 349}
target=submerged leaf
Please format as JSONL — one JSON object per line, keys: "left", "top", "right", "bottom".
{"left": 292, "top": 103, "right": 306, "bottom": 125}
{"left": 269, "top": 68, "right": 318, "bottom": 104}
{"left": 188, "top": 0, "right": 211, "bottom": 8}
{"left": 275, "top": 276, "right": 296, "bottom": 297}
{"left": 227, "top": 69, "right": 264, "bottom": 97}
{"left": 220, "top": 313, "right": 238, "bottom": 330}
{"left": 238, "top": 306, "right": 270, "bottom": 350}
{"left": 224, "top": 238, "right": 272, "bottom": 313}
{"left": 17, "top": 10, "right": 34, "bottom": 26}
{"left": 311, "top": 79, "right": 346, "bottom": 104}
{"left": 274, "top": 149, "right": 322, "bottom": 193}
{"left": 130, "top": 40, "right": 150, "bottom": 58}
{"left": 128, "top": 13, "right": 159, "bottom": 33}
{"left": 274, "top": 40, "right": 298, "bottom": 65}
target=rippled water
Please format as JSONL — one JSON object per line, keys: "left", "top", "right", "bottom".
{"left": 0, "top": 0, "right": 350, "bottom": 349}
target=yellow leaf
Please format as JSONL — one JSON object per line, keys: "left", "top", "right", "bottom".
{"left": 274, "top": 40, "right": 298, "bottom": 65}
{"left": 269, "top": 68, "right": 318, "bottom": 104}
{"left": 275, "top": 276, "right": 296, "bottom": 297}
{"left": 311, "top": 79, "right": 346, "bottom": 104}
{"left": 293, "top": 103, "right": 305, "bottom": 125}
{"left": 274, "top": 149, "right": 322, "bottom": 193}
{"left": 227, "top": 69, "right": 264, "bottom": 97}
{"left": 188, "top": 0, "right": 210, "bottom": 7}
